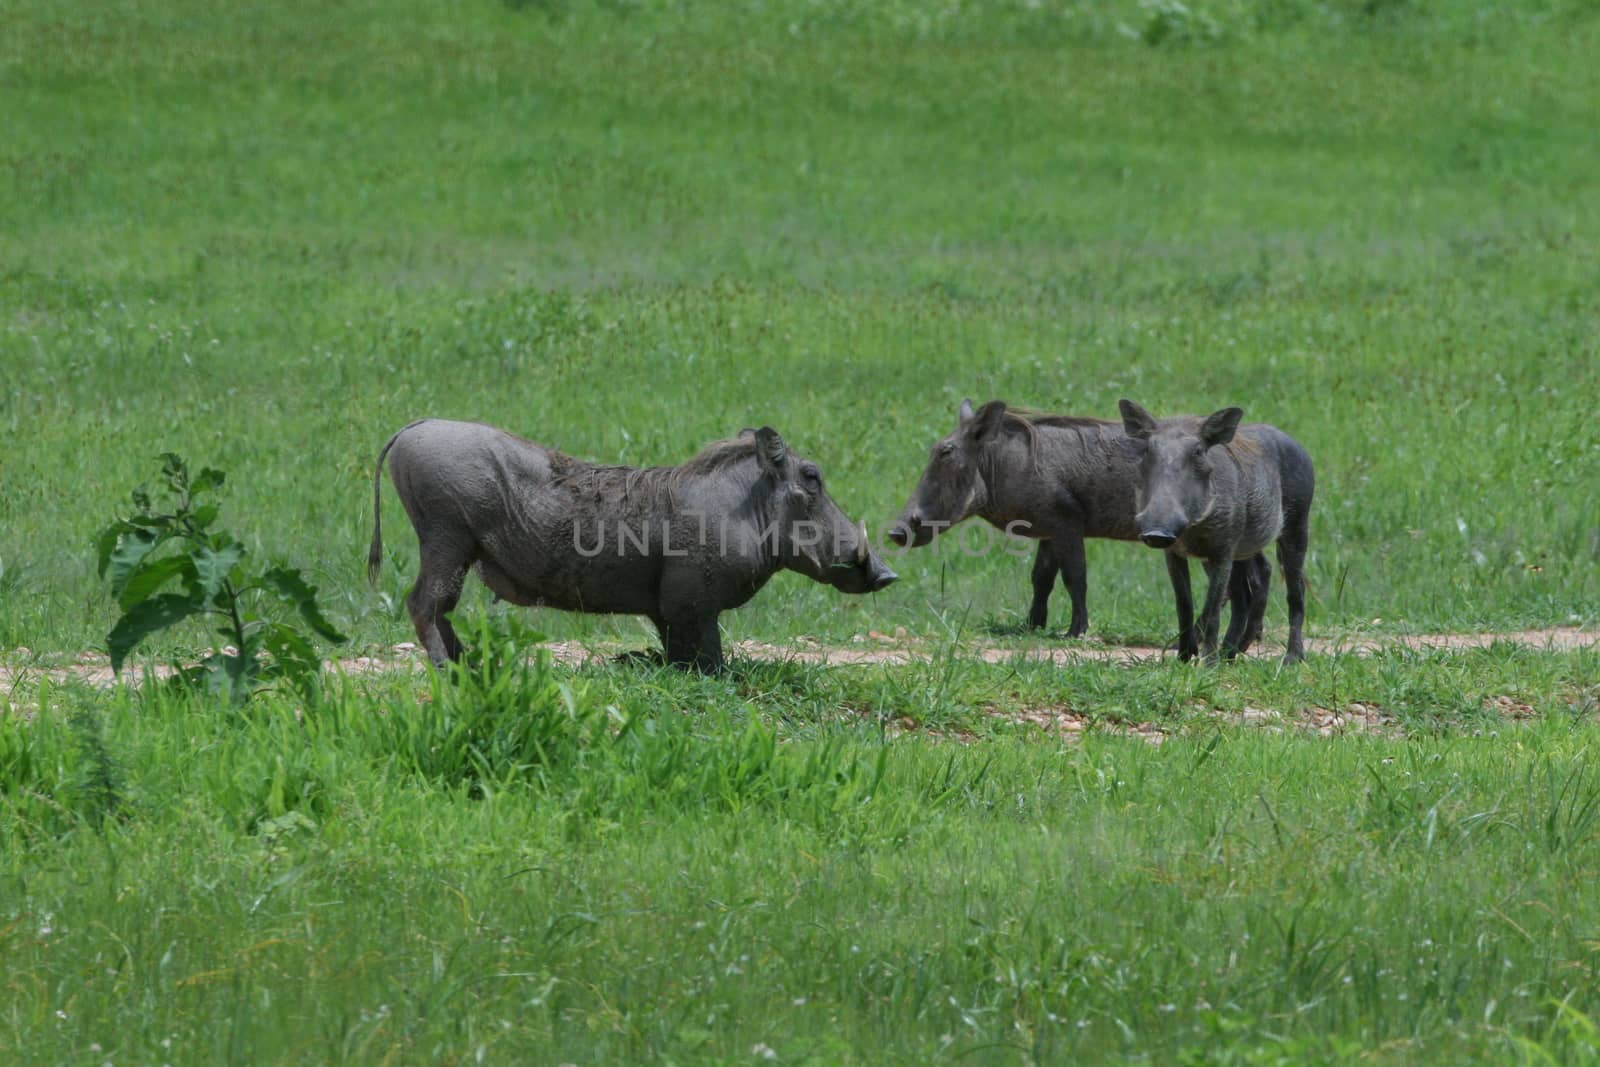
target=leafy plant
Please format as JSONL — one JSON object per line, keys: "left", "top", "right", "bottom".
{"left": 94, "top": 453, "right": 346, "bottom": 701}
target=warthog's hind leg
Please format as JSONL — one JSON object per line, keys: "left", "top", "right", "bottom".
{"left": 1222, "top": 553, "right": 1272, "bottom": 659}
{"left": 1242, "top": 554, "right": 1272, "bottom": 652}
{"left": 1277, "top": 516, "right": 1310, "bottom": 665}
{"left": 1221, "top": 565, "right": 1250, "bottom": 658}
{"left": 407, "top": 538, "right": 473, "bottom": 667}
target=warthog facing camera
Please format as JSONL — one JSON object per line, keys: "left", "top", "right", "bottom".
{"left": 1119, "top": 399, "right": 1315, "bottom": 664}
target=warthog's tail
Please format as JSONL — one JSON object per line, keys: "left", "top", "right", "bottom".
{"left": 368, "top": 421, "right": 426, "bottom": 586}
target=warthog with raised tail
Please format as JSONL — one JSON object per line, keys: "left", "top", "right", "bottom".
{"left": 369, "top": 419, "right": 896, "bottom": 671}
{"left": 886, "top": 399, "right": 1148, "bottom": 637}
{"left": 1118, "top": 399, "right": 1315, "bottom": 664}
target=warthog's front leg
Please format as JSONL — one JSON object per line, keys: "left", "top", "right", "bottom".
{"left": 1054, "top": 522, "right": 1090, "bottom": 639}
{"left": 658, "top": 567, "right": 725, "bottom": 672}
{"left": 1027, "top": 540, "right": 1057, "bottom": 630}
{"left": 658, "top": 614, "right": 724, "bottom": 673}
{"left": 1198, "top": 557, "right": 1234, "bottom": 664}
{"left": 1164, "top": 552, "right": 1197, "bottom": 661}
{"left": 1222, "top": 553, "right": 1272, "bottom": 659}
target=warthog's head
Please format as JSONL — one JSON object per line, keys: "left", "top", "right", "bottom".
{"left": 1118, "top": 399, "right": 1244, "bottom": 549}
{"left": 888, "top": 398, "right": 1007, "bottom": 548}
{"left": 747, "top": 427, "right": 897, "bottom": 594}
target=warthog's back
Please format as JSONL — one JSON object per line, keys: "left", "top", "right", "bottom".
{"left": 385, "top": 419, "right": 668, "bottom": 614}
{"left": 386, "top": 419, "right": 558, "bottom": 530}
{"left": 1196, "top": 423, "right": 1314, "bottom": 561}
{"left": 1026, "top": 420, "right": 1143, "bottom": 540}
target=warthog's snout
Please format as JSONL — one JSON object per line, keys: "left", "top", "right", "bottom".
{"left": 1139, "top": 528, "right": 1182, "bottom": 549}
{"left": 830, "top": 554, "right": 898, "bottom": 594}
{"left": 888, "top": 512, "right": 935, "bottom": 548}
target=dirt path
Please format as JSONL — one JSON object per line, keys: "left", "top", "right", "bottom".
{"left": 2, "top": 626, "right": 1594, "bottom": 694}
{"left": 720, "top": 625, "right": 1600, "bottom": 668}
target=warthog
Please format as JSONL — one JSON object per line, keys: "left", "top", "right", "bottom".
{"left": 1118, "top": 399, "right": 1315, "bottom": 664}
{"left": 368, "top": 419, "right": 897, "bottom": 671}
{"left": 886, "top": 399, "right": 1147, "bottom": 637}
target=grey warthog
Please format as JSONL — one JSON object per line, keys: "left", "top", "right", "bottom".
{"left": 1118, "top": 399, "right": 1315, "bottom": 664}
{"left": 368, "top": 419, "right": 896, "bottom": 671}
{"left": 886, "top": 399, "right": 1146, "bottom": 637}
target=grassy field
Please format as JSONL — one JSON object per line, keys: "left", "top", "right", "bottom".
{"left": 3, "top": 0, "right": 1597, "bottom": 654}
{"left": 4, "top": 0, "right": 1600, "bottom": 1062}
{"left": 5, "top": 639, "right": 1600, "bottom": 1064}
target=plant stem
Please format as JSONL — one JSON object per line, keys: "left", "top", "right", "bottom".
{"left": 222, "top": 579, "right": 246, "bottom": 651}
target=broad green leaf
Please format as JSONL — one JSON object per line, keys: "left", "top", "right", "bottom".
{"left": 118, "top": 553, "right": 193, "bottom": 611}
{"left": 106, "top": 527, "right": 163, "bottom": 598}
{"left": 261, "top": 622, "right": 316, "bottom": 665}
{"left": 160, "top": 453, "right": 187, "bottom": 491}
{"left": 261, "top": 622, "right": 322, "bottom": 690}
{"left": 192, "top": 542, "right": 246, "bottom": 601}
{"left": 95, "top": 521, "right": 136, "bottom": 579}
{"left": 262, "top": 567, "right": 347, "bottom": 644}
{"left": 126, "top": 513, "right": 174, "bottom": 529}
{"left": 191, "top": 503, "right": 220, "bottom": 529}
{"left": 195, "top": 651, "right": 254, "bottom": 704}
{"left": 190, "top": 467, "right": 226, "bottom": 496}
{"left": 108, "top": 592, "right": 202, "bottom": 674}
{"left": 256, "top": 811, "right": 317, "bottom": 839}
{"left": 208, "top": 531, "right": 244, "bottom": 553}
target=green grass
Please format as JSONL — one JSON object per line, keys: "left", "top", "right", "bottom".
{"left": 2, "top": 0, "right": 1597, "bottom": 654}
{"left": 5, "top": 0, "right": 1600, "bottom": 1062}
{"left": 4, "top": 636, "right": 1600, "bottom": 1064}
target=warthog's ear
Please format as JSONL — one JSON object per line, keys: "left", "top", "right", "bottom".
{"left": 967, "top": 400, "right": 1007, "bottom": 443}
{"left": 754, "top": 427, "right": 788, "bottom": 478}
{"left": 1119, "top": 399, "right": 1157, "bottom": 440}
{"left": 1200, "top": 407, "right": 1244, "bottom": 448}
{"left": 957, "top": 398, "right": 975, "bottom": 424}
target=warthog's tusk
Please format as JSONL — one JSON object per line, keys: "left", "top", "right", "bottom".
{"left": 857, "top": 521, "right": 869, "bottom": 564}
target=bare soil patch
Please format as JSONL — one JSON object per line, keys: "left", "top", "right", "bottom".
{"left": 2, "top": 627, "right": 1593, "bottom": 695}
{"left": 730, "top": 625, "right": 1598, "bottom": 668}
{"left": 3, "top": 629, "right": 1592, "bottom": 739}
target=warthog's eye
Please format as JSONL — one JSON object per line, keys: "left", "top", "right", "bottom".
{"left": 937, "top": 441, "right": 956, "bottom": 459}
{"left": 801, "top": 464, "right": 821, "bottom": 486}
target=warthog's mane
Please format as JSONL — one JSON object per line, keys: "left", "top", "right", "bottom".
{"left": 1163, "top": 415, "right": 1267, "bottom": 463}
{"left": 998, "top": 409, "right": 1113, "bottom": 441}
{"left": 1001, "top": 407, "right": 1116, "bottom": 437}
{"left": 674, "top": 435, "right": 764, "bottom": 479}
{"left": 1223, "top": 435, "right": 1265, "bottom": 461}
{"left": 985, "top": 406, "right": 1118, "bottom": 467}
{"left": 551, "top": 435, "right": 762, "bottom": 506}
